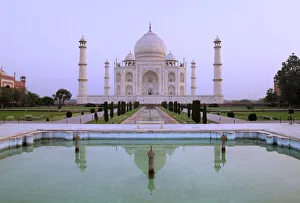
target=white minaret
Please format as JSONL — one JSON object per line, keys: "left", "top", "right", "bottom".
{"left": 190, "top": 60, "right": 196, "bottom": 95}
{"left": 78, "top": 35, "right": 87, "bottom": 96}
{"left": 213, "top": 36, "right": 223, "bottom": 96}
{"left": 104, "top": 60, "right": 110, "bottom": 96}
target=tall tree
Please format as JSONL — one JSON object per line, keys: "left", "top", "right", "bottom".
{"left": 110, "top": 102, "right": 114, "bottom": 119}
{"left": 263, "top": 88, "right": 278, "bottom": 107}
{"left": 53, "top": 88, "right": 72, "bottom": 110}
{"left": 41, "top": 96, "right": 55, "bottom": 110}
{"left": 275, "top": 53, "right": 300, "bottom": 106}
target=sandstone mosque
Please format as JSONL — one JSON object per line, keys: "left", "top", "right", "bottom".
{"left": 77, "top": 23, "right": 224, "bottom": 104}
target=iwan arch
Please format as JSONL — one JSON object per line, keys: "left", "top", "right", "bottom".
{"left": 77, "top": 23, "right": 224, "bottom": 104}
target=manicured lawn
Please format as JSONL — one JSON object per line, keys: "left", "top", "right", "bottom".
{"left": 213, "top": 111, "right": 300, "bottom": 121}
{"left": 0, "top": 111, "right": 81, "bottom": 121}
{"left": 0, "top": 106, "right": 94, "bottom": 111}
{"left": 159, "top": 107, "right": 215, "bottom": 124}
{"left": 88, "top": 107, "right": 141, "bottom": 124}
{"left": 207, "top": 106, "right": 296, "bottom": 111}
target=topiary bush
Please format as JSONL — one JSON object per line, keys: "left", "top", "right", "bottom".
{"left": 227, "top": 111, "right": 235, "bottom": 118}
{"left": 66, "top": 111, "right": 73, "bottom": 118}
{"left": 203, "top": 104, "right": 207, "bottom": 124}
{"left": 248, "top": 113, "right": 257, "bottom": 121}
{"left": 46, "top": 117, "right": 50, "bottom": 122}
{"left": 90, "top": 108, "right": 95, "bottom": 113}
{"left": 98, "top": 107, "right": 103, "bottom": 112}
{"left": 81, "top": 111, "right": 84, "bottom": 115}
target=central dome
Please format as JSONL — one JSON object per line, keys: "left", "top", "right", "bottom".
{"left": 134, "top": 24, "right": 166, "bottom": 59}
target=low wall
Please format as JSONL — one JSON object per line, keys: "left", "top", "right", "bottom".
{"left": 1, "top": 130, "right": 300, "bottom": 152}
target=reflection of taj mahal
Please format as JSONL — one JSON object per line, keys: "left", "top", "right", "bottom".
{"left": 77, "top": 23, "right": 224, "bottom": 104}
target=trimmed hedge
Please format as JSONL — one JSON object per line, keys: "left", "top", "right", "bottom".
{"left": 248, "top": 113, "right": 257, "bottom": 121}
{"left": 66, "top": 111, "right": 73, "bottom": 118}
{"left": 227, "top": 111, "right": 235, "bottom": 118}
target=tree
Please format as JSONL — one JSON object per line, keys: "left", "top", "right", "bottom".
{"left": 41, "top": 96, "right": 54, "bottom": 111}
{"left": 275, "top": 53, "right": 300, "bottom": 106}
{"left": 110, "top": 102, "right": 114, "bottom": 119}
{"left": 129, "top": 102, "right": 132, "bottom": 111}
{"left": 94, "top": 111, "right": 98, "bottom": 122}
{"left": 192, "top": 100, "right": 201, "bottom": 123}
{"left": 117, "top": 101, "right": 121, "bottom": 116}
{"left": 103, "top": 101, "right": 109, "bottom": 122}
{"left": 187, "top": 103, "right": 191, "bottom": 118}
{"left": 263, "top": 88, "right": 278, "bottom": 107}
{"left": 53, "top": 88, "right": 72, "bottom": 110}
{"left": 203, "top": 104, "right": 207, "bottom": 124}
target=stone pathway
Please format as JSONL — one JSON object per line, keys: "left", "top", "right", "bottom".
{"left": 122, "top": 107, "right": 178, "bottom": 124}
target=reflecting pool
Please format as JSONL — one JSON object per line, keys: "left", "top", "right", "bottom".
{"left": 1, "top": 140, "right": 300, "bottom": 203}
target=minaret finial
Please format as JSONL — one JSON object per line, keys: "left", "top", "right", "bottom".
{"left": 149, "top": 22, "right": 152, "bottom": 32}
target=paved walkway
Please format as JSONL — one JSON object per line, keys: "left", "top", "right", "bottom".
{"left": 122, "top": 107, "right": 178, "bottom": 124}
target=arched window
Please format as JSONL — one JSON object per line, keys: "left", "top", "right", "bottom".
{"left": 116, "top": 73, "right": 121, "bottom": 83}
{"left": 148, "top": 77, "right": 153, "bottom": 83}
{"left": 168, "top": 85, "right": 175, "bottom": 95}
{"left": 125, "top": 72, "right": 133, "bottom": 82}
{"left": 180, "top": 73, "right": 184, "bottom": 83}
{"left": 168, "top": 72, "right": 175, "bottom": 82}
{"left": 125, "top": 85, "right": 133, "bottom": 95}
{"left": 116, "top": 86, "right": 121, "bottom": 95}
{"left": 180, "top": 86, "right": 184, "bottom": 95}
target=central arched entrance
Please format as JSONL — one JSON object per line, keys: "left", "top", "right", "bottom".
{"left": 142, "top": 71, "right": 159, "bottom": 95}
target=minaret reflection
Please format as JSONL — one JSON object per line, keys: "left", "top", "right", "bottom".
{"left": 75, "top": 146, "right": 87, "bottom": 172}
{"left": 214, "top": 135, "right": 227, "bottom": 173}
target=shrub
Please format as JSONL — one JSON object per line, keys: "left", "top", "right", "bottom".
{"left": 25, "top": 115, "right": 33, "bottom": 121}
{"left": 81, "top": 111, "right": 84, "bottom": 115}
{"left": 110, "top": 102, "right": 114, "bottom": 119}
{"left": 174, "top": 101, "right": 178, "bottom": 113}
{"left": 248, "top": 113, "right": 257, "bottom": 121}
{"left": 84, "top": 103, "right": 96, "bottom": 107}
{"left": 208, "top": 103, "right": 219, "bottom": 107}
{"left": 227, "top": 111, "right": 235, "bottom": 118}
{"left": 104, "top": 102, "right": 109, "bottom": 122}
{"left": 46, "top": 118, "right": 50, "bottom": 122}
{"left": 169, "top": 102, "right": 173, "bottom": 112}
{"left": 246, "top": 105, "right": 254, "bottom": 110}
{"left": 90, "top": 108, "right": 95, "bottom": 113}
{"left": 66, "top": 111, "right": 73, "bottom": 118}
{"left": 98, "top": 107, "right": 103, "bottom": 112}
{"left": 129, "top": 102, "right": 132, "bottom": 111}
{"left": 203, "top": 104, "right": 207, "bottom": 124}
{"left": 94, "top": 111, "right": 98, "bottom": 122}
{"left": 192, "top": 100, "right": 201, "bottom": 123}
{"left": 187, "top": 103, "right": 191, "bottom": 118}
{"left": 177, "top": 103, "right": 180, "bottom": 114}
{"left": 6, "top": 116, "right": 14, "bottom": 121}
{"left": 117, "top": 101, "right": 121, "bottom": 116}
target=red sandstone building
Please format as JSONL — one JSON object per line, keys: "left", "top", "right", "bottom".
{"left": 0, "top": 67, "right": 26, "bottom": 89}
{"left": 273, "top": 76, "right": 281, "bottom": 96}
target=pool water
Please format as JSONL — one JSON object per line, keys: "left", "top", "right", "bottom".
{"left": 1, "top": 140, "right": 300, "bottom": 203}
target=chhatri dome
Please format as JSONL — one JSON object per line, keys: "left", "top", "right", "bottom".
{"left": 134, "top": 23, "right": 166, "bottom": 59}
{"left": 125, "top": 51, "right": 135, "bottom": 61}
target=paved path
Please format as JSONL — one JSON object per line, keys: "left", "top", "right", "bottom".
{"left": 122, "top": 107, "right": 178, "bottom": 124}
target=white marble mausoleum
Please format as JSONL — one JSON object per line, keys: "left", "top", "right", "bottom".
{"left": 77, "top": 23, "right": 224, "bottom": 104}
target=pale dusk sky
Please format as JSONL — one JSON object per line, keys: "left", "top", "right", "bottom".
{"left": 1, "top": 0, "right": 300, "bottom": 100}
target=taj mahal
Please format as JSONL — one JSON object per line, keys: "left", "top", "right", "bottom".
{"left": 77, "top": 23, "right": 224, "bottom": 104}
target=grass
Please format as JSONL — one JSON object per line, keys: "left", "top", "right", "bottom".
{"left": 87, "top": 107, "right": 141, "bottom": 124}
{"left": 0, "top": 111, "right": 81, "bottom": 121}
{"left": 159, "top": 107, "right": 215, "bottom": 124}
{"left": 0, "top": 106, "right": 95, "bottom": 111}
{"left": 207, "top": 106, "right": 299, "bottom": 111}
{"left": 213, "top": 111, "right": 300, "bottom": 121}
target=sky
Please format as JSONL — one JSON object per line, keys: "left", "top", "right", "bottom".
{"left": 1, "top": 0, "right": 300, "bottom": 100}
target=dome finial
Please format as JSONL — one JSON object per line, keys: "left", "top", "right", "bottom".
{"left": 149, "top": 22, "right": 152, "bottom": 32}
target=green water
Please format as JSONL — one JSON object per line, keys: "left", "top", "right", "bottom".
{"left": 1, "top": 140, "right": 300, "bottom": 203}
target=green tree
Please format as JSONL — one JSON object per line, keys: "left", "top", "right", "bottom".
{"left": 110, "top": 102, "right": 114, "bottom": 119}
{"left": 202, "top": 104, "right": 207, "bottom": 124}
{"left": 117, "top": 101, "right": 121, "bottom": 116}
{"left": 41, "top": 96, "right": 54, "bottom": 111}
{"left": 103, "top": 101, "right": 109, "bottom": 122}
{"left": 263, "top": 88, "right": 278, "bottom": 107}
{"left": 94, "top": 111, "right": 98, "bottom": 122}
{"left": 53, "top": 88, "right": 72, "bottom": 110}
{"left": 275, "top": 53, "right": 300, "bottom": 106}
{"left": 187, "top": 103, "right": 191, "bottom": 118}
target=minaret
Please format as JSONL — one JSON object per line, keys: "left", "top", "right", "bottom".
{"left": 213, "top": 36, "right": 223, "bottom": 96}
{"left": 78, "top": 35, "right": 87, "bottom": 96}
{"left": 104, "top": 60, "right": 110, "bottom": 96}
{"left": 190, "top": 60, "right": 196, "bottom": 95}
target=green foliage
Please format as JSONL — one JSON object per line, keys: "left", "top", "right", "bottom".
{"left": 81, "top": 111, "right": 84, "bottom": 115}
{"left": 263, "top": 88, "right": 279, "bottom": 107}
{"left": 275, "top": 53, "right": 300, "bottom": 106}
{"left": 129, "top": 102, "right": 132, "bottom": 111}
{"left": 174, "top": 101, "right": 178, "bottom": 113}
{"left": 169, "top": 102, "right": 173, "bottom": 112}
{"left": 66, "top": 111, "right": 73, "bottom": 118}
{"left": 104, "top": 101, "right": 109, "bottom": 122}
{"left": 177, "top": 103, "right": 181, "bottom": 114}
{"left": 98, "top": 107, "right": 103, "bottom": 112}
{"left": 203, "top": 104, "right": 207, "bottom": 124}
{"left": 117, "top": 101, "right": 121, "bottom": 116}
{"left": 110, "top": 102, "right": 114, "bottom": 119}
{"left": 85, "top": 103, "right": 96, "bottom": 107}
{"left": 187, "top": 103, "right": 191, "bottom": 118}
{"left": 40, "top": 96, "right": 54, "bottom": 107}
{"left": 248, "top": 113, "right": 257, "bottom": 121}
{"left": 208, "top": 103, "right": 219, "bottom": 107}
{"left": 246, "top": 105, "right": 254, "bottom": 110}
{"left": 133, "top": 101, "right": 139, "bottom": 109}
{"left": 126, "top": 102, "right": 129, "bottom": 112}
{"left": 192, "top": 100, "right": 201, "bottom": 123}
{"left": 161, "top": 101, "right": 167, "bottom": 109}
{"left": 94, "top": 111, "right": 98, "bottom": 122}
{"left": 90, "top": 108, "right": 95, "bottom": 113}
{"left": 53, "top": 88, "right": 72, "bottom": 110}
{"left": 227, "top": 111, "right": 235, "bottom": 118}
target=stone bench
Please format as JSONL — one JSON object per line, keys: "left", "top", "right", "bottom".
{"left": 136, "top": 121, "right": 164, "bottom": 129}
